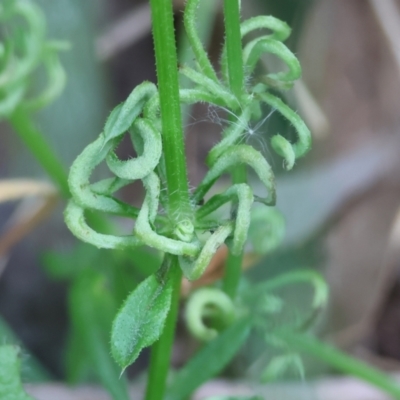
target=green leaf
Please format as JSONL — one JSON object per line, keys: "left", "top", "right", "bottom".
{"left": 165, "top": 318, "right": 252, "bottom": 400}
{"left": 111, "top": 272, "right": 173, "bottom": 371}
{"left": 0, "top": 345, "right": 36, "bottom": 400}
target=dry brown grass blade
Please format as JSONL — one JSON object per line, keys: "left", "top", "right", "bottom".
{"left": 0, "top": 179, "right": 56, "bottom": 203}
{"left": 0, "top": 180, "right": 59, "bottom": 277}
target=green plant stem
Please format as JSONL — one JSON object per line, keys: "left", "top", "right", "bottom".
{"left": 145, "top": 258, "right": 182, "bottom": 400}
{"left": 146, "top": 0, "right": 192, "bottom": 399}
{"left": 222, "top": 0, "right": 246, "bottom": 299}
{"left": 149, "top": 0, "right": 191, "bottom": 220}
{"left": 9, "top": 108, "right": 70, "bottom": 197}
{"left": 223, "top": 0, "right": 244, "bottom": 99}
{"left": 281, "top": 331, "right": 400, "bottom": 399}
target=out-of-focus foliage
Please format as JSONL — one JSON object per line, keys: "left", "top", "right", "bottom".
{"left": 0, "top": 345, "right": 36, "bottom": 400}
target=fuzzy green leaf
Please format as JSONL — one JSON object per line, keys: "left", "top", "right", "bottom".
{"left": 0, "top": 345, "right": 36, "bottom": 400}
{"left": 165, "top": 318, "right": 251, "bottom": 400}
{"left": 111, "top": 272, "right": 173, "bottom": 371}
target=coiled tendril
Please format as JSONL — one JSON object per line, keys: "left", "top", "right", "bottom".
{"left": 65, "top": 0, "right": 311, "bottom": 283}
{"left": 0, "top": 0, "right": 67, "bottom": 119}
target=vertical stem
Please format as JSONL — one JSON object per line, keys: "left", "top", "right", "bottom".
{"left": 146, "top": 0, "right": 192, "bottom": 399}
{"left": 222, "top": 0, "right": 245, "bottom": 298}
{"left": 149, "top": 0, "right": 191, "bottom": 220}
{"left": 223, "top": 0, "right": 244, "bottom": 98}
{"left": 9, "top": 108, "right": 70, "bottom": 197}
{"left": 145, "top": 260, "right": 182, "bottom": 400}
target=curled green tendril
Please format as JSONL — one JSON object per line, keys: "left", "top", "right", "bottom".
{"left": 185, "top": 287, "right": 236, "bottom": 341}
{"left": 194, "top": 145, "right": 276, "bottom": 206}
{"left": 248, "top": 270, "right": 329, "bottom": 311}
{"left": 196, "top": 184, "right": 253, "bottom": 255}
{"left": 180, "top": 66, "right": 239, "bottom": 110}
{"left": 0, "top": 0, "right": 67, "bottom": 118}
{"left": 68, "top": 135, "right": 138, "bottom": 217}
{"left": 183, "top": 0, "right": 219, "bottom": 83}
{"left": 103, "top": 82, "right": 157, "bottom": 143}
{"left": 243, "top": 38, "right": 301, "bottom": 88}
{"left": 240, "top": 16, "right": 291, "bottom": 41}
{"left": 106, "top": 118, "right": 162, "bottom": 180}
{"left": 180, "top": 223, "right": 233, "bottom": 281}
{"left": 64, "top": 200, "right": 141, "bottom": 249}
{"left": 257, "top": 89, "right": 311, "bottom": 170}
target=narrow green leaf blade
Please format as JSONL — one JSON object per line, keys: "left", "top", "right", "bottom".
{"left": 165, "top": 318, "right": 251, "bottom": 400}
{"left": 111, "top": 272, "right": 173, "bottom": 370}
{"left": 68, "top": 270, "right": 129, "bottom": 400}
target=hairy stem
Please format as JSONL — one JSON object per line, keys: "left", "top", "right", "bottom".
{"left": 149, "top": 0, "right": 191, "bottom": 220}
{"left": 145, "top": 260, "right": 182, "bottom": 400}
{"left": 223, "top": 0, "right": 244, "bottom": 99}
{"left": 145, "top": 0, "right": 192, "bottom": 398}
{"left": 222, "top": 0, "right": 246, "bottom": 298}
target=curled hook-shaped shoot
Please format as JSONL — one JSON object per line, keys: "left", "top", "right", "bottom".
{"left": 179, "top": 223, "right": 233, "bottom": 281}
{"left": 256, "top": 270, "right": 329, "bottom": 310}
{"left": 106, "top": 118, "right": 162, "bottom": 180}
{"left": 103, "top": 81, "right": 157, "bottom": 144}
{"left": 185, "top": 287, "right": 236, "bottom": 341}
{"left": 183, "top": 0, "right": 219, "bottom": 83}
{"left": 68, "top": 135, "right": 139, "bottom": 217}
{"left": 243, "top": 38, "right": 301, "bottom": 89}
{"left": 240, "top": 16, "right": 291, "bottom": 42}
{"left": 257, "top": 90, "right": 311, "bottom": 170}
{"left": 64, "top": 200, "right": 142, "bottom": 249}
{"left": 196, "top": 183, "right": 253, "bottom": 255}
{"left": 180, "top": 66, "right": 240, "bottom": 110}
{"left": 194, "top": 144, "right": 276, "bottom": 206}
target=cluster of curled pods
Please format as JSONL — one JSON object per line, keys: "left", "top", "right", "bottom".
{"left": 65, "top": 0, "right": 311, "bottom": 282}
